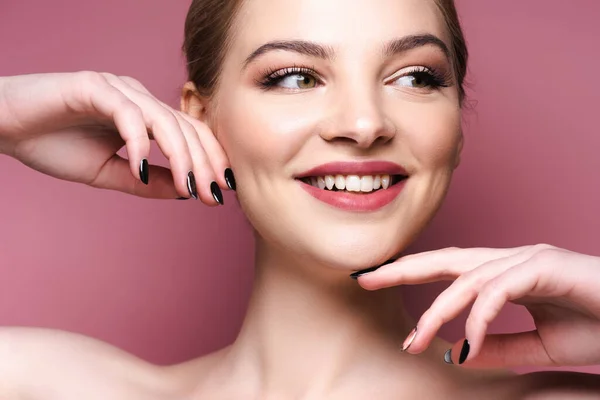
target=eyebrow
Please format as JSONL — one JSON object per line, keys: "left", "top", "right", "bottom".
{"left": 242, "top": 34, "right": 450, "bottom": 69}
{"left": 383, "top": 34, "right": 450, "bottom": 60}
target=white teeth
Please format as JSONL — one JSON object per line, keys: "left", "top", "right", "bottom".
{"left": 360, "top": 176, "right": 374, "bottom": 192}
{"left": 317, "top": 176, "right": 326, "bottom": 190}
{"left": 345, "top": 175, "right": 361, "bottom": 192}
{"left": 335, "top": 175, "right": 346, "bottom": 190}
{"left": 381, "top": 175, "right": 390, "bottom": 189}
{"left": 305, "top": 174, "right": 401, "bottom": 192}
{"left": 325, "top": 175, "right": 335, "bottom": 190}
{"left": 373, "top": 175, "right": 381, "bottom": 190}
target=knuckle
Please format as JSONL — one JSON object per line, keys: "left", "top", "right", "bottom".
{"left": 66, "top": 71, "right": 107, "bottom": 113}
{"left": 117, "top": 100, "right": 142, "bottom": 118}
{"left": 76, "top": 70, "right": 104, "bottom": 85}
{"left": 531, "top": 243, "right": 555, "bottom": 255}
{"left": 120, "top": 76, "right": 142, "bottom": 87}
{"left": 480, "top": 279, "right": 505, "bottom": 302}
{"left": 528, "top": 244, "right": 558, "bottom": 264}
{"left": 155, "top": 109, "right": 179, "bottom": 129}
{"left": 458, "top": 270, "right": 486, "bottom": 290}
{"left": 99, "top": 72, "right": 118, "bottom": 83}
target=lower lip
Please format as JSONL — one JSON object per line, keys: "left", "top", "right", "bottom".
{"left": 298, "top": 179, "right": 407, "bottom": 212}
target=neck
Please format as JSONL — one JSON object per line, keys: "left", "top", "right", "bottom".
{"left": 225, "top": 239, "right": 416, "bottom": 397}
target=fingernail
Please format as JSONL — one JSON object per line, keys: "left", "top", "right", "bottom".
{"left": 224, "top": 168, "right": 236, "bottom": 191}
{"left": 443, "top": 349, "right": 454, "bottom": 364}
{"left": 458, "top": 339, "right": 470, "bottom": 364}
{"left": 176, "top": 197, "right": 189, "bottom": 200}
{"left": 211, "top": 181, "right": 224, "bottom": 205}
{"left": 349, "top": 258, "right": 396, "bottom": 279}
{"left": 187, "top": 171, "right": 198, "bottom": 199}
{"left": 139, "top": 158, "right": 149, "bottom": 185}
{"left": 401, "top": 326, "right": 418, "bottom": 352}
{"left": 349, "top": 265, "right": 381, "bottom": 280}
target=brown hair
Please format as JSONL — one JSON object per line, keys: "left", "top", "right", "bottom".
{"left": 183, "top": 0, "right": 468, "bottom": 103}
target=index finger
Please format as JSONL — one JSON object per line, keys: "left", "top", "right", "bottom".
{"left": 356, "top": 246, "right": 531, "bottom": 290}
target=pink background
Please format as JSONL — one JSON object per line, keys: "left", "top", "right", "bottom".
{"left": 1, "top": 0, "right": 599, "bottom": 375}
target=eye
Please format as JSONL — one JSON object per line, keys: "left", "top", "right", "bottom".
{"left": 389, "top": 66, "right": 450, "bottom": 90}
{"left": 279, "top": 74, "right": 318, "bottom": 89}
{"left": 258, "top": 66, "right": 321, "bottom": 91}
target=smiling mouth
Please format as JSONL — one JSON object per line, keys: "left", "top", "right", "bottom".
{"left": 297, "top": 174, "right": 408, "bottom": 194}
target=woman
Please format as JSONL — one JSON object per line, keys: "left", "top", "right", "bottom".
{"left": 0, "top": 0, "right": 599, "bottom": 398}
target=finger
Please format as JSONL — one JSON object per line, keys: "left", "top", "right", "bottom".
{"left": 89, "top": 154, "right": 178, "bottom": 199}
{"left": 172, "top": 113, "right": 223, "bottom": 205}
{"left": 78, "top": 72, "right": 150, "bottom": 184}
{"left": 119, "top": 75, "right": 233, "bottom": 193}
{"left": 179, "top": 112, "right": 232, "bottom": 190}
{"left": 444, "top": 332, "right": 554, "bottom": 368}
{"left": 358, "top": 246, "right": 531, "bottom": 290}
{"left": 402, "top": 249, "right": 539, "bottom": 355}
{"left": 117, "top": 76, "right": 151, "bottom": 94}
{"left": 101, "top": 74, "right": 194, "bottom": 198}
{"left": 463, "top": 261, "right": 543, "bottom": 362}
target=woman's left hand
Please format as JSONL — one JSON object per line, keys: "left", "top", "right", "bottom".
{"left": 356, "top": 244, "right": 600, "bottom": 368}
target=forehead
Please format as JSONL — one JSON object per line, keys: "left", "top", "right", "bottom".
{"left": 231, "top": 0, "right": 448, "bottom": 57}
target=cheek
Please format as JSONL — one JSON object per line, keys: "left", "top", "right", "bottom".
{"left": 213, "top": 91, "right": 321, "bottom": 174}
{"left": 401, "top": 102, "right": 462, "bottom": 170}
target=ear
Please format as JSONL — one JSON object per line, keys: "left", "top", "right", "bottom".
{"left": 453, "top": 133, "right": 464, "bottom": 169}
{"left": 180, "top": 81, "right": 210, "bottom": 122}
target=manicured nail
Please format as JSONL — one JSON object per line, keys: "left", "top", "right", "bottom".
{"left": 458, "top": 339, "right": 470, "bottom": 364}
{"left": 349, "top": 265, "right": 381, "bottom": 279}
{"left": 224, "top": 168, "right": 236, "bottom": 191}
{"left": 401, "top": 326, "right": 418, "bottom": 352}
{"left": 349, "top": 258, "right": 396, "bottom": 279}
{"left": 211, "top": 181, "right": 224, "bottom": 205}
{"left": 139, "top": 158, "right": 149, "bottom": 185}
{"left": 187, "top": 171, "right": 198, "bottom": 199}
{"left": 443, "top": 348, "right": 454, "bottom": 364}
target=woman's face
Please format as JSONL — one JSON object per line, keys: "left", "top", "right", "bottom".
{"left": 206, "top": 0, "right": 462, "bottom": 270}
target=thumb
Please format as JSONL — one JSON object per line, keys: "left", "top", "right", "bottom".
{"left": 91, "top": 154, "right": 179, "bottom": 199}
{"left": 445, "top": 331, "right": 555, "bottom": 368}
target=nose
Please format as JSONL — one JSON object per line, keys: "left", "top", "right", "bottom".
{"left": 319, "top": 88, "right": 395, "bottom": 149}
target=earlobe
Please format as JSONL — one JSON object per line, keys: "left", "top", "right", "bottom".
{"left": 180, "top": 81, "right": 209, "bottom": 121}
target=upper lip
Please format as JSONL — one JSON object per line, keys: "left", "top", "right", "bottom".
{"left": 295, "top": 161, "right": 408, "bottom": 178}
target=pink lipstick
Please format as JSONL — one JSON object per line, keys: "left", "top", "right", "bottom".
{"left": 295, "top": 161, "right": 408, "bottom": 212}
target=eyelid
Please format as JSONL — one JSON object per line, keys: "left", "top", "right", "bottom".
{"left": 256, "top": 65, "right": 325, "bottom": 90}
{"left": 384, "top": 65, "right": 432, "bottom": 83}
{"left": 266, "top": 65, "right": 321, "bottom": 79}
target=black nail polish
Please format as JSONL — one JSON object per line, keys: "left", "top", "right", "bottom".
{"left": 211, "top": 181, "right": 224, "bottom": 205}
{"left": 224, "top": 168, "right": 236, "bottom": 191}
{"left": 176, "top": 197, "right": 189, "bottom": 200}
{"left": 349, "top": 257, "right": 397, "bottom": 279}
{"left": 458, "top": 339, "right": 470, "bottom": 364}
{"left": 350, "top": 265, "right": 381, "bottom": 280}
{"left": 139, "top": 159, "right": 149, "bottom": 185}
{"left": 443, "top": 349, "right": 454, "bottom": 364}
{"left": 187, "top": 171, "right": 198, "bottom": 199}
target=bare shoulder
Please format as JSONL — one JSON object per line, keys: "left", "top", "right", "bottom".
{"left": 0, "top": 327, "right": 178, "bottom": 400}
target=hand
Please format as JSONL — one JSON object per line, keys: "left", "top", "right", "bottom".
{"left": 356, "top": 245, "right": 600, "bottom": 368}
{"left": 0, "top": 72, "right": 232, "bottom": 203}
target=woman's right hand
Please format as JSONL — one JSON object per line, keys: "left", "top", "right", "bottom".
{"left": 0, "top": 72, "right": 231, "bottom": 204}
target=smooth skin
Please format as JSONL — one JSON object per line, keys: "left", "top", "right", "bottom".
{"left": 1, "top": 0, "right": 600, "bottom": 398}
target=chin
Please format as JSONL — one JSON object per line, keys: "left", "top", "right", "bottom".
{"left": 289, "top": 223, "right": 412, "bottom": 272}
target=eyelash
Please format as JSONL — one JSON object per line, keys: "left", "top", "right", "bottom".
{"left": 257, "top": 65, "right": 452, "bottom": 90}
{"left": 257, "top": 65, "right": 321, "bottom": 89}
{"left": 394, "top": 66, "right": 453, "bottom": 89}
